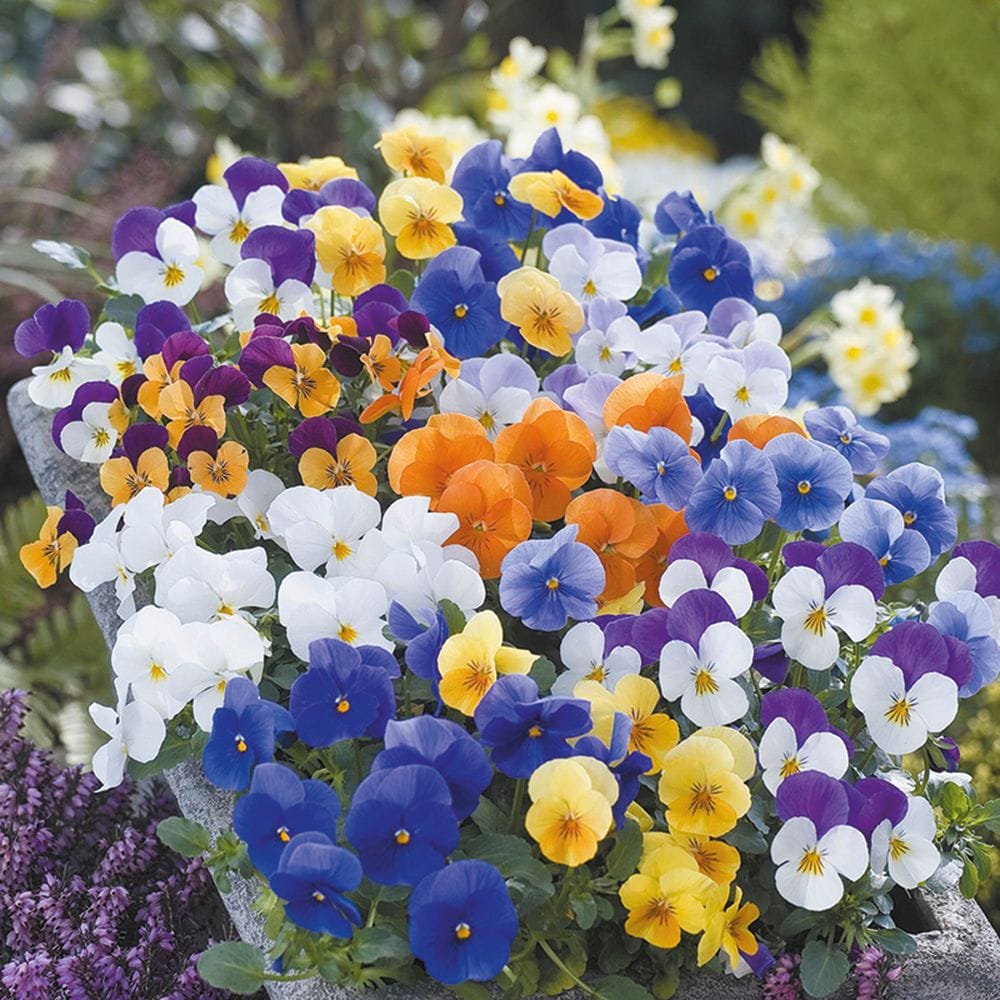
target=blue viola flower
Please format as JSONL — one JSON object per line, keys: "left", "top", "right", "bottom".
{"left": 668, "top": 224, "right": 753, "bottom": 313}
{"left": 628, "top": 285, "right": 682, "bottom": 326}
{"left": 408, "top": 860, "right": 518, "bottom": 985}
{"left": 451, "top": 140, "right": 532, "bottom": 243}
{"left": 289, "top": 638, "right": 397, "bottom": 747}
{"left": 14, "top": 298, "right": 90, "bottom": 358}
{"left": 803, "top": 405, "right": 890, "bottom": 475}
{"left": 202, "top": 677, "right": 294, "bottom": 791}
{"left": 387, "top": 602, "right": 448, "bottom": 683}
{"left": 499, "top": 524, "right": 605, "bottom": 631}
{"left": 452, "top": 223, "right": 520, "bottom": 283}
{"left": 410, "top": 247, "right": 509, "bottom": 359}
{"left": 838, "top": 497, "right": 932, "bottom": 585}
{"left": 762, "top": 433, "right": 854, "bottom": 532}
{"left": 344, "top": 764, "right": 459, "bottom": 885}
{"left": 865, "top": 463, "right": 958, "bottom": 560}
{"left": 371, "top": 716, "right": 492, "bottom": 821}
{"left": 232, "top": 762, "right": 341, "bottom": 876}
{"left": 603, "top": 425, "right": 703, "bottom": 508}
{"left": 269, "top": 832, "right": 362, "bottom": 937}
{"left": 686, "top": 389, "right": 730, "bottom": 466}
{"left": 585, "top": 194, "right": 642, "bottom": 251}
{"left": 573, "top": 711, "right": 651, "bottom": 827}
{"left": 684, "top": 439, "right": 781, "bottom": 545}
{"left": 928, "top": 592, "right": 1000, "bottom": 697}
{"left": 653, "top": 190, "right": 708, "bottom": 237}
{"left": 473, "top": 674, "right": 591, "bottom": 779}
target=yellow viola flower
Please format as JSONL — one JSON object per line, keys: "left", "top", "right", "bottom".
{"left": 697, "top": 885, "right": 760, "bottom": 969}
{"left": 666, "top": 832, "right": 742, "bottom": 887}
{"left": 507, "top": 169, "right": 604, "bottom": 221}
{"left": 19, "top": 506, "right": 76, "bottom": 588}
{"left": 575, "top": 674, "right": 679, "bottom": 773}
{"left": 437, "top": 610, "right": 536, "bottom": 715}
{"left": 307, "top": 206, "right": 387, "bottom": 298}
{"left": 497, "top": 267, "right": 584, "bottom": 357}
{"left": 378, "top": 177, "right": 463, "bottom": 260}
{"left": 657, "top": 735, "right": 752, "bottom": 838}
{"left": 525, "top": 758, "right": 616, "bottom": 866}
{"left": 262, "top": 343, "right": 341, "bottom": 418}
{"left": 377, "top": 125, "right": 453, "bottom": 184}
{"left": 157, "top": 381, "right": 227, "bottom": 450}
{"left": 100, "top": 448, "right": 170, "bottom": 507}
{"left": 299, "top": 434, "right": 378, "bottom": 496}
{"left": 278, "top": 155, "right": 359, "bottom": 191}
{"left": 626, "top": 801, "right": 655, "bottom": 832}
{"left": 188, "top": 440, "right": 249, "bottom": 498}
{"left": 695, "top": 726, "right": 757, "bottom": 782}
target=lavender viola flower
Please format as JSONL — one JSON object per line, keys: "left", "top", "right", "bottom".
{"left": 763, "top": 433, "right": 854, "bottom": 532}
{"left": 14, "top": 298, "right": 90, "bottom": 357}
{"left": 543, "top": 224, "right": 642, "bottom": 306}
{"left": 633, "top": 310, "right": 719, "bottom": 395}
{"left": 928, "top": 591, "right": 1000, "bottom": 696}
{"left": 704, "top": 340, "right": 791, "bottom": 422}
{"left": 603, "top": 424, "right": 702, "bottom": 509}
{"left": 708, "top": 297, "right": 782, "bottom": 347}
{"left": 282, "top": 177, "right": 376, "bottom": 225}
{"left": 668, "top": 224, "right": 753, "bottom": 313}
{"left": 838, "top": 497, "right": 932, "bottom": 585}
{"left": 574, "top": 297, "right": 641, "bottom": 376}
{"left": 562, "top": 372, "right": 623, "bottom": 480}
{"left": 113, "top": 206, "right": 204, "bottom": 306}
{"left": 865, "top": 462, "right": 958, "bottom": 560}
{"left": 803, "top": 405, "right": 890, "bottom": 475}
{"left": 499, "top": 524, "right": 605, "bottom": 631}
{"left": 684, "top": 439, "right": 781, "bottom": 545}
{"left": 438, "top": 353, "right": 538, "bottom": 438}
{"left": 451, "top": 139, "right": 533, "bottom": 242}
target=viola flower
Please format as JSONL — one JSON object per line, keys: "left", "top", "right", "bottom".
{"left": 14, "top": 297, "right": 90, "bottom": 358}
{"left": 553, "top": 621, "right": 641, "bottom": 696}
{"left": 372, "top": 716, "right": 492, "bottom": 821}
{"left": 283, "top": 175, "right": 377, "bottom": 225}
{"left": 525, "top": 757, "right": 617, "bottom": 865}
{"left": 269, "top": 831, "right": 362, "bottom": 936}
{"left": 709, "top": 297, "right": 782, "bottom": 346}
{"left": 100, "top": 424, "right": 170, "bottom": 506}
{"left": 633, "top": 310, "right": 713, "bottom": 393}
{"left": 727, "top": 413, "right": 806, "bottom": 450}
{"left": 572, "top": 710, "right": 651, "bottom": 826}
{"left": 762, "top": 434, "right": 854, "bottom": 532}
{"left": 114, "top": 210, "right": 204, "bottom": 305}
{"left": 51, "top": 380, "right": 124, "bottom": 464}
{"left": 850, "top": 622, "right": 959, "bottom": 754}
{"left": 289, "top": 637, "right": 397, "bottom": 746}
{"left": 499, "top": 524, "right": 605, "bottom": 631}
{"left": 377, "top": 124, "right": 452, "bottom": 182}
{"left": 603, "top": 371, "right": 694, "bottom": 440}
{"left": 604, "top": 425, "right": 702, "bottom": 510}
{"left": 497, "top": 267, "right": 584, "bottom": 356}
{"left": 378, "top": 176, "right": 463, "bottom": 259}
{"left": 668, "top": 224, "right": 753, "bottom": 313}
{"left": 27, "top": 345, "right": 108, "bottom": 410}
{"left": 136, "top": 330, "right": 210, "bottom": 418}
{"left": 192, "top": 156, "right": 288, "bottom": 265}
{"left": 158, "top": 378, "right": 227, "bottom": 449}
{"left": 508, "top": 168, "right": 604, "bottom": 221}
{"left": 574, "top": 298, "right": 641, "bottom": 376}
{"left": 202, "top": 677, "right": 294, "bottom": 790}
{"left": 838, "top": 497, "right": 932, "bottom": 585}
{"left": 772, "top": 542, "right": 880, "bottom": 671}
{"left": 697, "top": 886, "right": 760, "bottom": 969}
{"left": 408, "top": 860, "right": 518, "bottom": 985}
{"left": 803, "top": 406, "right": 890, "bottom": 475}
{"left": 438, "top": 353, "right": 538, "bottom": 438}
{"left": 864, "top": 463, "right": 957, "bottom": 561}
{"left": 758, "top": 689, "right": 850, "bottom": 794}
{"left": 179, "top": 427, "right": 249, "bottom": 498}
{"left": 279, "top": 155, "right": 358, "bottom": 191}
{"left": 88, "top": 693, "right": 167, "bottom": 790}
{"left": 543, "top": 225, "right": 642, "bottom": 305}
{"left": 307, "top": 205, "right": 387, "bottom": 297}
{"left": 771, "top": 773, "right": 868, "bottom": 911}
{"left": 704, "top": 342, "right": 791, "bottom": 422}
{"left": 133, "top": 299, "right": 192, "bottom": 359}
{"left": 287, "top": 416, "right": 377, "bottom": 496}
{"left": 684, "top": 439, "right": 781, "bottom": 545}
{"left": 659, "top": 832, "right": 742, "bottom": 887}
{"left": 117, "top": 485, "right": 213, "bottom": 571}
{"left": 345, "top": 764, "right": 459, "bottom": 885}
{"left": 110, "top": 606, "right": 189, "bottom": 719}
{"left": 450, "top": 140, "right": 532, "bottom": 242}
{"left": 91, "top": 321, "right": 141, "bottom": 385}
{"left": 654, "top": 189, "right": 708, "bottom": 237}
{"left": 232, "top": 762, "right": 340, "bottom": 875}
{"left": 436, "top": 609, "right": 536, "bottom": 715}
{"left": 19, "top": 504, "right": 79, "bottom": 588}
{"left": 928, "top": 590, "right": 1000, "bottom": 696}
{"left": 870, "top": 795, "right": 940, "bottom": 889}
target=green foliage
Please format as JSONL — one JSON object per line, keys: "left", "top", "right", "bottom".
{"left": 156, "top": 816, "right": 213, "bottom": 857}
{"left": 799, "top": 939, "right": 850, "bottom": 997}
{"left": 196, "top": 941, "right": 266, "bottom": 995}
{"left": 747, "top": 0, "right": 1000, "bottom": 249}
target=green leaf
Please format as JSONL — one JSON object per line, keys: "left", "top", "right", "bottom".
{"left": 871, "top": 927, "right": 918, "bottom": 956}
{"left": 102, "top": 294, "right": 146, "bottom": 328}
{"left": 976, "top": 798, "right": 1000, "bottom": 833}
{"left": 960, "top": 856, "right": 980, "bottom": 897}
{"left": 799, "top": 940, "right": 850, "bottom": 998}
{"left": 570, "top": 891, "right": 598, "bottom": 930}
{"left": 471, "top": 795, "right": 506, "bottom": 835}
{"left": 351, "top": 926, "right": 411, "bottom": 964}
{"left": 529, "top": 657, "right": 557, "bottom": 694}
{"left": 447, "top": 983, "right": 491, "bottom": 1000}
{"left": 464, "top": 833, "right": 552, "bottom": 885}
{"left": 778, "top": 907, "right": 823, "bottom": 939}
{"left": 605, "top": 819, "right": 643, "bottom": 880}
{"left": 196, "top": 942, "right": 266, "bottom": 995}
{"left": 594, "top": 975, "right": 654, "bottom": 1000}
{"left": 938, "top": 780, "right": 970, "bottom": 820}
{"left": 32, "top": 239, "right": 92, "bottom": 270}
{"left": 388, "top": 268, "right": 415, "bottom": 298}
{"left": 439, "top": 598, "right": 467, "bottom": 636}
{"left": 726, "top": 819, "right": 769, "bottom": 854}
{"left": 156, "top": 816, "right": 211, "bottom": 857}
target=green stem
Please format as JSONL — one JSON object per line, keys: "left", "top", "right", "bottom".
{"left": 709, "top": 410, "right": 729, "bottom": 444}
{"left": 535, "top": 938, "right": 598, "bottom": 997}
{"left": 263, "top": 971, "right": 316, "bottom": 983}
{"left": 508, "top": 778, "right": 526, "bottom": 834}
{"left": 365, "top": 888, "right": 382, "bottom": 928}
{"left": 520, "top": 211, "right": 537, "bottom": 265}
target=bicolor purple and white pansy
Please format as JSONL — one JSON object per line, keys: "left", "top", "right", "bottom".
{"left": 113, "top": 208, "right": 204, "bottom": 306}
{"left": 553, "top": 621, "right": 641, "bottom": 696}
{"left": 870, "top": 795, "right": 940, "bottom": 890}
{"left": 438, "top": 353, "right": 538, "bottom": 438}
{"left": 935, "top": 540, "right": 1000, "bottom": 631}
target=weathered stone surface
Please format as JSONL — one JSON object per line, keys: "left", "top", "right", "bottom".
{"left": 9, "top": 377, "right": 1000, "bottom": 999}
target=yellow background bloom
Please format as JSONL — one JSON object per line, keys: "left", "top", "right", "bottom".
{"left": 279, "top": 155, "right": 358, "bottom": 190}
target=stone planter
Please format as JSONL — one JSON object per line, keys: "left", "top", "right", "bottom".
{"left": 8, "top": 376, "right": 1000, "bottom": 1000}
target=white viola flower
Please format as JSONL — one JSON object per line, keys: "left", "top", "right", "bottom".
{"left": 658, "top": 558, "right": 754, "bottom": 618}
{"left": 374, "top": 540, "right": 485, "bottom": 620}
{"left": 543, "top": 225, "right": 642, "bottom": 304}
{"left": 267, "top": 485, "right": 381, "bottom": 577}
{"left": 575, "top": 302, "right": 640, "bottom": 376}
{"left": 119, "top": 487, "right": 214, "bottom": 573}
{"left": 870, "top": 797, "right": 940, "bottom": 890}
{"left": 168, "top": 616, "right": 266, "bottom": 730}
{"left": 771, "top": 566, "right": 876, "bottom": 671}
{"left": 634, "top": 311, "right": 717, "bottom": 394}
{"left": 193, "top": 181, "right": 286, "bottom": 266}
{"left": 69, "top": 507, "right": 136, "bottom": 619}
{"left": 659, "top": 621, "right": 753, "bottom": 727}
{"left": 59, "top": 400, "right": 119, "bottom": 464}
{"left": 154, "top": 545, "right": 276, "bottom": 623}
{"left": 490, "top": 35, "right": 546, "bottom": 89}
{"left": 850, "top": 655, "right": 958, "bottom": 755}
{"left": 771, "top": 816, "right": 868, "bottom": 911}
{"left": 89, "top": 693, "right": 166, "bottom": 790}
{"left": 758, "top": 718, "right": 850, "bottom": 795}
{"left": 553, "top": 621, "right": 641, "bottom": 696}
{"left": 224, "top": 258, "right": 313, "bottom": 331}
{"left": 278, "top": 570, "right": 391, "bottom": 659}
{"left": 379, "top": 495, "right": 461, "bottom": 551}
{"left": 116, "top": 217, "right": 204, "bottom": 306}
{"left": 631, "top": 5, "right": 677, "bottom": 70}
{"left": 111, "top": 606, "right": 188, "bottom": 719}
{"left": 728, "top": 311, "right": 782, "bottom": 349}
{"left": 92, "top": 321, "right": 140, "bottom": 384}
{"left": 831, "top": 278, "right": 902, "bottom": 335}
{"left": 236, "top": 469, "right": 286, "bottom": 540}
{"left": 935, "top": 558, "right": 1000, "bottom": 635}
{"left": 27, "top": 346, "right": 109, "bottom": 409}
{"left": 438, "top": 354, "right": 537, "bottom": 439}
{"left": 703, "top": 341, "right": 791, "bottom": 422}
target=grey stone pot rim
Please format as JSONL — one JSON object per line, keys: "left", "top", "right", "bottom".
{"left": 8, "top": 376, "right": 1000, "bottom": 1000}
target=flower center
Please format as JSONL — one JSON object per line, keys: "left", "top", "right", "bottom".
{"left": 779, "top": 755, "right": 801, "bottom": 779}
{"left": 50, "top": 366, "right": 74, "bottom": 383}
{"left": 797, "top": 480, "right": 812, "bottom": 495}
{"left": 235, "top": 734, "right": 247, "bottom": 753}
{"left": 585, "top": 664, "right": 606, "bottom": 682}
{"left": 332, "top": 539, "right": 352, "bottom": 561}
{"left": 734, "top": 385, "right": 750, "bottom": 404}
{"left": 163, "top": 264, "right": 185, "bottom": 288}
{"left": 797, "top": 848, "right": 825, "bottom": 876}
{"left": 859, "top": 306, "right": 878, "bottom": 326}
{"left": 259, "top": 292, "right": 282, "bottom": 315}
{"left": 277, "top": 826, "right": 290, "bottom": 843}
{"left": 312, "top": 889, "right": 326, "bottom": 903}
{"left": 689, "top": 783, "right": 721, "bottom": 814}
{"left": 693, "top": 668, "right": 719, "bottom": 696}
{"left": 583, "top": 278, "right": 598, "bottom": 297}
{"left": 723, "top": 485, "right": 738, "bottom": 502}
{"left": 884, "top": 697, "right": 912, "bottom": 727}
{"left": 903, "top": 511, "right": 917, "bottom": 526}
{"left": 453, "top": 303, "right": 469, "bottom": 319}
{"left": 839, "top": 432, "right": 852, "bottom": 445}
{"left": 93, "top": 427, "right": 111, "bottom": 448}
{"left": 336, "top": 696, "right": 351, "bottom": 714}
{"left": 394, "top": 829, "right": 411, "bottom": 845}
{"left": 454, "top": 921, "right": 472, "bottom": 940}
{"left": 528, "top": 725, "right": 543, "bottom": 738}
{"left": 702, "top": 266, "right": 719, "bottom": 283}
{"left": 338, "top": 623, "right": 358, "bottom": 644}
{"left": 493, "top": 191, "right": 506, "bottom": 206}
{"left": 229, "top": 218, "right": 251, "bottom": 243}
{"left": 667, "top": 357, "right": 684, "bottom": 373}
{"left": 546, "top": 577, "right": 560, "bottom": 590}
{"left": 478, "top": 410, "right": 496, "bottom": 431}
{"left": 889, "top": 835, "right": 910, "bottom": 861}
{"left": 149, "top": 662, "right": 167, "bottom": 681}
{"left": 803, "top": 605, "right": 828, "bottom": 636}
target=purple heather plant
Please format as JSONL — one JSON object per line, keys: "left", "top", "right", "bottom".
{"left": 763, "top": 952, "right": 805, "bottom": 999}
{"left": 852, "top": 945, "right": 903, "bottom": 1000}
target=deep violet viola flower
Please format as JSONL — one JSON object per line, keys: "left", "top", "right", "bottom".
{"left": 603, "top": 425, "right": 702, "bottom": 509}
{"left": 282, "top": 177, "right": 376, "bottom": 224}
{"left": 232, "top": 762, "right": 341, "bottom": 876}
{"left": 451, "top": 140, "right": 533, "bottom": 242}
{"left": 763, "top": 434, "right": 854, "bottom": 532}
{"left": 937, "top": 540, "right": 1000, "bottom": 603}
{"left": 51, "top": 380, "right": 119, "bottom": 452}
{"left": 573, "top": 711, "right": 651, "bottom": 827}
{"left": 57, "top": 489, "right": 95, "bottom": 545}
{"left": 865, "top": 463, "right": 957, "bottom": 560}
{"left": 134, "top": 301, "right": 191, "bottom": 359}
{"left": 14, "top": 298, "right": 90, "bottom": 357}
{"left": 838, "top": 497, "right": 932, "bottom": 585}
{"left": 654, "top": 190, "right": 709, "bottom": 237}
{"left": 499, "top": 524, "right": 605, "bottom": 631}
{"left": 843, "top": 776, "right": 908, "bottom": 844}
{"left": 804, "top": 406, "right": 890, "bottom": 475}
{"left": 408, "top": 860, "right": 518, "bottom": 985}
{"left": 668, "top": 224, "right": 753, "bottom": 313}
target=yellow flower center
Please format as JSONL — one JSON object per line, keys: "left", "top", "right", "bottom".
{"left": 585, "top": 664, "right": 606, "bottom": 682}
{"left": 528, "top": 725, "right": 543, "bottom": 738}
{"left": 494, "top": 192, "right": 506, "bottom": 206}
{"left": 277, "top": 826, "right": 290, "bottom": 842}
{"left": 667, "top": 357, "right": 683, "bottom": 374}
{"left": 163, "top": 264, "right": 185, "bottom": 288}
{"left": 546, "top": 577, "right": 560, "bottom": 590}
{"left": 693, "top": 669, "right": 719, "bottom": 696}
{"left": 723, "top": 486, "right": 738, "bottom": 502}
{"left": 779, "top": 755, "right": 801, "bottom": 779}
{"left": 454, "top": 922, "right": 472, "bottom": 940}
{"left": 49, "top": 366, "right": 74, "bottom": 383}
{"left": 259, "top": 292, "right": 281, "bottom": 315}
{"left": 903, "top": 511, "right": 917, "bottom": 526}
{"left": 689, "top": 783, "right": 721, "bottom": 814}
{"left": 803, "top": 606, "right": 828, "bottom": 636}
{"left": 545, "top": 109, "right": 560, "bottom": 124}
{"left": 395, "top": 829, "right": 411, "bottom": 845}
{"left": 889, "top": 835, "right": 910, "bottom": 861}
{"left": 229, "top": 218, "right": 251, "bottom": 243}
{"left": 332, "top": 539, "right": 352, "bottom": 561}
{"left": 462, "top": 661, "right": 495, "bottom": 698}
{"left": 478, "top": 410, "right": 496, "bottom": 432}
{"left": 338, "top": 623, "right": 358, "bottom": 644}
{"left": 255, "top": 514, "right": 269, "bottom": 533}
{"left": 879, "top": 554, "right": 891, "bottom": 567}
{"left": 735, "top": 386, "right": 751, "bottom": 404}
{"left": 884, "top": 697, "right": 912, "bottom": 727}
{"left": 312, "top": 890, "right": 326, "bottom": 902}
{"left": 599, "top": 345, "right": 613, "bottom": 362}
{"left": 797, "top": 848, "right": 825, "bottom": 876}
{"left": 149, "top": 663, "right": 167, "bottom": 682}
{"left": 702, "top": 266, "right": 719, "bottom": 282}
{"left": 839, "top": 432, "right": 852, "bottom": 445}
{"left": 453, "top": 303, "right": 468, "bottom": 318}
{"left": 797, "top": 480, "right": 812, "bottom": 495}
{"left": 858, "top": 306, "right": 878, "bottom": 326}
{"left": 336, "top": 697, "right": 351, "bottom": 714}
{"left": 235, "top": 735, "right": 247, "bottom": 753}
{"left": 583, "top": 278, "right": 597, "bottom": 297}
{"left": 94, "top": 427, "right": 111, "bottom": 448}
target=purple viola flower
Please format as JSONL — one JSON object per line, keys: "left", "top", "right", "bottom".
{"left": 763, "top": 433, "right": 854, "bottom": 532}
{"left": 707, "top": 297, "right": 755, "bottom": 338}
{"left": 653, "top": 190, "right": 708, "bottom": 237}
{"left": 112, "top": 207, "right": 204, "bottom": 306}
{"left": 57, "top": 490, "right": 95, "bottom": 545}
{"left": 687, "top": 388, "right": 730, "bottom": 466}
{"left": 872, "top": 619, "right": 971, "bottom": 691}
{"left": 939, "top": 540, "right": 1000, "bottom": 601}
{"left": 928, "top": 592, "right": 1000, "bottom": 696}
{"left": 608, "top": 607, "right": 672, "bottom": 665}
{"left": 120, "top": 422, "right": 169, "bottom": 465}
{"left": 473, "top": 674, "right": 591, "bottom": 779}
{"left": 865, "top": 463, "right": 957, "bottom": 560}
{"left": 573, "top": 711, "right": 651, "bottom": 827}
{"left": 51, "top": 380, "right": 119, "bottom": 452}
{"left": 451, "top": 140, "right": 533, "bottom": 242}
{"left": 499, "top": 524, "right": 605, "bottom": 631}
{"left": 684, "top": 439, "right": 781, "bottom": 545}
{"left": 668, "top": 224, "right": 753, "bottom": 313}
{"left": 838, "top": 497, "right": 932, "bottom": 585}
{"left": 753, "top": 642, "right": 790, "bottom": 685}
{"left": 843, "top": 776, "right": 908, "bottom": 843}
{"left": 134, "top": 301, "right": 191, "bottom": 359}
{"left": 238, "top": 333, "right": 296, "bottom": 387}
{"left": 603, "top": 425, "right": 702, "bottom": 509}
{"left": 387, "top": 601, "right": 449, "bottom": 686}
{"left": 542, "top": 363, "right": 589, "bottom": 407}
{"left": 240, "top": 225, "right": 316, "bottom": 286}
{"left": 803, "top": 406, "right": 890, "bottom": 475}
{"left": 14, "top": 299, "right": 90, "bottom": 357}
{"left": 282, "top": 177, "right": 376, "bottom": 224}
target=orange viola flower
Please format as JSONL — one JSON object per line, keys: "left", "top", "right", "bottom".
{"left": 360, "top": 346, "right": 445, "bottom": 423}
{"left": 387, "top": 413, "right": 494, "bottom": 507}
{"left": 300, "top": 434, "right": 378, "bottom": 496}
{"left": 137, "top": 352, "right": 181, "bottom": 419}
{"left": 494, "top": 398, "right": 596, "bottom": 522}
{"left": 360, "top": 335, "right": 403, "bottom": 392}
{"left": 728, "top": 414, "right": 807, "bottom": 449}
{"left": 188, "top": 440, "right": 249, "bottom": 497}
{"left": 565, "top": 490, "right": 659, "bottom": 602}
{"left": 158, "top": 381, "right": 227, "bottom": 449}
{"left": 100, "top": 448, "right": 170, "bottom": 506}
{"left": 635, "top": 505, "right": 689, "bottom": 607}
{"left": 263, "top": 343, "right": 341, "bottom": 417}
{"left": 326, "top": 314, "right": 359, "bottom": 342}
{"left": 603, "top": 373, "right": 693, "bottom": 440}
{"left": 437, "top": 460, "right": 534, "bottom": 578}
{"left": 20, "top": 506, "right": 77, "bottom": 588}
